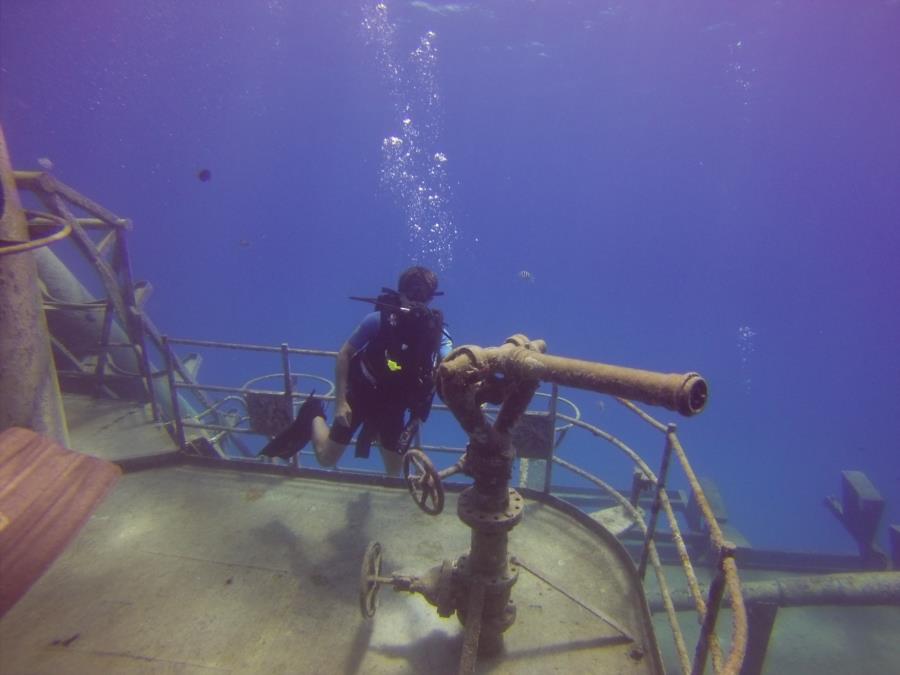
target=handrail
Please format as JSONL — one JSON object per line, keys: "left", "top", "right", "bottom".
{"left": 553, "top": 454, "right": 694, "bottom": 673}
{"left": 166, "top": 335, "right": 339, "bottom": 358}
{"left": 14, "top": 172, "right": 161, "bottom": 419}
{"left": 550, "top": 411, "right": 748, "bottom": 674}
{"left": 618, "top": 399, "right": 748, "bottom": 674}
{"left": 669, "top": 432, "right": 748, "bottom": 675}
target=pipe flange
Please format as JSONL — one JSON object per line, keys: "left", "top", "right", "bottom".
{"left": 480, "top": 565, "right": 519, "bottom": 594}
{"left": 458, "top": 598, "right": 518, "bottom": 636}
{"left": 454, "top": 555, "right": 521, "bottom": 592}
{"left": 482, "top": 600, "right": 518, "bottom": 634}
{"left": 457, "top": 487, "right": 525, "bottom": 532}
{"left": 436, "top": 559, "right": 457, "bottom": 618}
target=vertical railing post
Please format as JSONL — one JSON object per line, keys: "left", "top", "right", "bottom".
{"left": 691, "top": 542, "right": 736, "bottom": 675}
{"left": 280, "top": 342, "right": 295, "bottom": 465}
{"left": 162, "top": 335, "right": 186, "bottom": 449}
{"left": 94, "top": 300, "right": 115, "bottom": 394}
{"left": 114, "top": 225, "right": 160, "bottom": 421}
{"left": 638, "top": 423, "right": 676, "bottom": 580}
{"left": 134, "top": 315, "right": 161, "bottom": 422}
{"left": 543, "top": 384, "right": 559, "bottom": 493}
{"left": 280, "top": 342, "right": 293, "bottom": 400}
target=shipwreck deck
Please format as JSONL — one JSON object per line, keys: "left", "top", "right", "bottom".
{"left": 0, "top": 395, "right": 662, "bottom": 674}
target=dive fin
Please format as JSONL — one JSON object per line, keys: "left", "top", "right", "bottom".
{"left": 259, "top": 391, "right": 324, "bottom": 459}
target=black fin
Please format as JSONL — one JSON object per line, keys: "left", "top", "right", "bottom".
{"left": 258, "top": 391, "right": 323, "bottom": 458}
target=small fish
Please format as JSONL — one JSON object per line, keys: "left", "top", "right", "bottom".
{"left": 596, "top": 400, "right": 605, "bottom": 414}
{"left": 238, "top": 239, "right": 251, "bottom": 247}
{"left": 37, "top": 157, "right": 54, "bottom": 170}
{"left": 196, "top": 168, "right": 211, "bottom": 182}
{"left": 518, "top": 270, "right": 535, "bottom": 283}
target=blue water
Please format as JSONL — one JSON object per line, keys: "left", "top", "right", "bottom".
{"left": 2, "top": 1, "right": 898, "bottom": 556}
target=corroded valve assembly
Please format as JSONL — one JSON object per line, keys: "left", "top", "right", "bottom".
{"left": 358, "top": 334, "right": 708, "bottom": 672}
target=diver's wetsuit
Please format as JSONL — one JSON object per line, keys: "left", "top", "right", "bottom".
{"left": 328, "top": 311, "right": 452, "bottom": 453}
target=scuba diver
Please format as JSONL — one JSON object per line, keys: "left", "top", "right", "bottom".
{"left": 259, "top": 266, "right": 452, "bottom": 475}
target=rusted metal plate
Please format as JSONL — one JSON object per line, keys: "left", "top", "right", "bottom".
{"left": 245, "top": 391, "right": 292, "bottom": 437}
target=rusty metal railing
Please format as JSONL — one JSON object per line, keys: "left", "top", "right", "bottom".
{"left": 12, "top": 171, "right": 220, "bottom": 430}
{"left": 14, "top": 172, "right": 159, "bottom": 415}
{"left": 160, "top": 336, "right": 338, "bottom": 455}
{"left": 550, "top": 401, "right": 748, "bottom": 675}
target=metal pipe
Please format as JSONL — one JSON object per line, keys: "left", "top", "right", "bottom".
{"left": 0, "top": 124, "right": 68, "bottom": 443}
{"left": 442, "top": 342, "right": 707, "bottom": 417}
{"left": 166, "top": 335, "right": 338, "bottom": 357}
{"left": 14, "top": 171, "right": 131, "bottom": 229}
{"left": 650, "top": 570, "right": 900, "bottom": 612}
{"left": 691, "top": 547, "right": 731, "bottom": 675}
{"left": 721, "top": 556, "right": 748, "bottom": 674}
{"left": 458, "top": 582, "right": 485, "bottom": 675}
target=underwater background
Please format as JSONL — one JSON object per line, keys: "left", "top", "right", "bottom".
{"left": 1, "top": 0, "right": 898, "bottom": 556}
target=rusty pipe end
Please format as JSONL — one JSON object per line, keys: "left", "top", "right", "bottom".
{"left": 677, "top": 373, "right": 708, "bottom": 416}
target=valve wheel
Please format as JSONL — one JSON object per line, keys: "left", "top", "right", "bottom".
{"left": 359, "top": 541, "right": 383, "bottom": 619}
{"left": 403, "top": 449, "right": 444, "bottom": 515}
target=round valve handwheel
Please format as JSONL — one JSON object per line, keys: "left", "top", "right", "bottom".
{"left": 359, "top": 541, "right": 383, "bottom": 619}
{"left": 402, "top": 449, "right": 445, "bottom": 515}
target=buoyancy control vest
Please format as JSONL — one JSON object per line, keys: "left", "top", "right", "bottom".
{"left": 351, "top": 288, "right": 445, "bottom": 421}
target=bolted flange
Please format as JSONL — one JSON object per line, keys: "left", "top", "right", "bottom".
{"left": 457, "top": 487, "right": 525, "bottom": 532}
{"left": 456, "top": 554, "right": 520, "bottom": 595}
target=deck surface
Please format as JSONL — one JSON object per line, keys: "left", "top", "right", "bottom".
{"left": 4, "top": 394, "right": 898, "bottom": 674}
{"left": 0, "top": 463, "right": 660, "bottom": 674}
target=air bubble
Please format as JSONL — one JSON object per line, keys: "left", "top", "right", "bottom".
{"left": 364, "top": 3, "right": 457, "bottom": 270}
